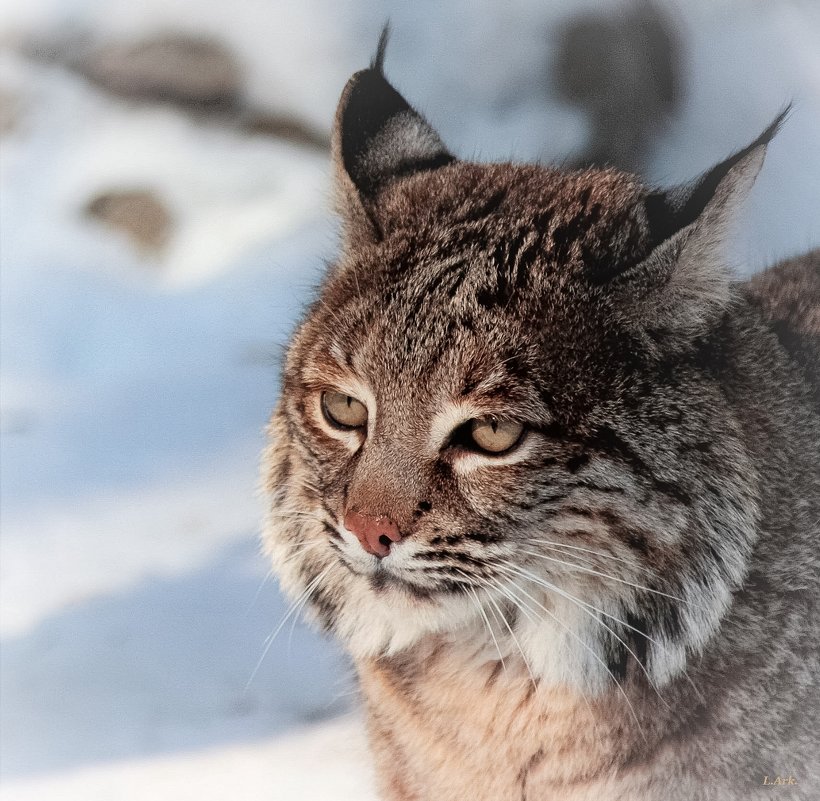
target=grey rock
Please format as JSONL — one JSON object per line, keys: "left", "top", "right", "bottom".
{"left": 554, "top": 3, "right": 681, "bottom": 174}
{"left": 78, "top": 34, "right": 243, "bottom": 110}
{"left": 85, "top": 188, "right": 173, "bottom": 255}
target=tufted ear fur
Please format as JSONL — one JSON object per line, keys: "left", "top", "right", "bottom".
{"left": 331, "top": 27, "right": 455, "bottom": 246}
{"left": 610, "top": 108, "right": 789, "bottom": 351}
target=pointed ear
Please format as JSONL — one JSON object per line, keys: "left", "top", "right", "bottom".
{"left": 611, "top": 108, "right": 789, "bottom": 350}
{"left": 331, "top": 27, "right": 455, "bottom": 244}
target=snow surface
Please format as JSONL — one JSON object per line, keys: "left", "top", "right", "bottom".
{"left": 1, "top": 0, "right": 819, "bottom": 799}
{"left": 3, "top": 716, "right": 377, "bottom": 801}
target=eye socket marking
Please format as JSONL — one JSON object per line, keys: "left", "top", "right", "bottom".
{"left": 321, "top": 390, "right": 368, "bottom": 430}
{"left": 449, "top": 415, "right": 525, "bottom": 456}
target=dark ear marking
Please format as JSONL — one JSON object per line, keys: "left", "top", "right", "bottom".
{"left": 605, "top": 106, "right": 790, "bottom": 349}
{"left": 339, "top": 68, "right": 453, "bottom": 201}
{"left": 645, "top": 105, "right": 791, "bottom": 248}
{"left": 331, "top": 26, "right": 454, "bottom": 238}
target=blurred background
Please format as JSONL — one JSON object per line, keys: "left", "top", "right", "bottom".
{"left": 1, "top": 0, "right": 818, "bottom": 798}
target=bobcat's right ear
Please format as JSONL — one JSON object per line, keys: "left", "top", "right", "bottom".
{"left": 607, "top": 108, "right": 789, "bottom": 353}
{"left": 332, "top": 27, "right": 455, "bottom": 244}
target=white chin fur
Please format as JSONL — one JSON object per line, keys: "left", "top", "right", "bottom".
{"left": 268, "top": 521, "right": 699, "bottom": 693}
{"left": 335, "top": 578, "right": 479, "bottom": 659}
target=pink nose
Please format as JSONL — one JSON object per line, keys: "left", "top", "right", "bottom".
{"left": 344, "top": 511, "right": 402, "bottom": 557}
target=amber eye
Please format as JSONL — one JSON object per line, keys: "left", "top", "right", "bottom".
{"left": 321, "top": 391, "right": 368, "bottom": 429}
{"left": 469, "top": 416, "right": 524, "bottom": 454}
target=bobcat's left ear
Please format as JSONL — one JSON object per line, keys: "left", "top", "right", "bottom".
{"left": 611, "top": 108, "right": 789, "bottom": 349}
{"left": 332, "top": 26, "right": 455, "bottom": 244}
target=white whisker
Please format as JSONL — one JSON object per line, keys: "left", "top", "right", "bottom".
{"left": 245, "top": 568, "right": 274, "bottom": 616}
{"left": 518, "top": 555, "right": 706, "bottom": 704}
{"left": 268, "top": 509, "right": 333, "bottom": 525}
{"left": 245, "top": 566, "right": 331, "bottom": 691}
{"left": 496, "top": 572, "right": 646, "bottom": 742}
{"left": 519, "top": 548, "right": 706, "bottom": 610}
{"left": 486, "top": 576, "right": 592, "bottom": 712}
{"left": 529, "top": 537, "right": 642, "bottom": 569}
{"left": 498, "top": 562, "right": 670, "bottom": 709}
{"left": 479, "top": 579, "right": 539, "bottom": 691}
{"left": 277, "top": 540, "right": 328, "bottom": 567}
{"left": 460, "top": 577, "right": 507, "bottom": 677}
{"left": 521, "top": 550, "right": 705, "bottom": 702}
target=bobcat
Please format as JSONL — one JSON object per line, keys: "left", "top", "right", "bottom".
{"left": 263, "top": 32, "right": 819, "bottom": 801}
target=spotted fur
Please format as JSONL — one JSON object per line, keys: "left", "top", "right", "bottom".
{"left": 263, "top": 35, "right": 819, "bottom": 801}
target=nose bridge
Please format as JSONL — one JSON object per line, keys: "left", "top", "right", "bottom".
{"left": 346, "top": 435, "right": 425, "bottom": 527}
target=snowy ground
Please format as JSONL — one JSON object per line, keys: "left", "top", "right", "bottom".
{"left": 3, "top": 716, "right": 377, "bottom": 801}
{"left": 1, "top": 1, "right": 819, "bottom": 799}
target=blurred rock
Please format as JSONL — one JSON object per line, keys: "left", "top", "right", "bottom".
{"left": 0, "top": 88, "right": 23, "bottom": 134}
{"left": 77, "top": 34, "right": 243, "bottom": 110}
{"left": 85, "top": 189, "right": 173, "bottom": 255}
{"left": 19, "top": 29, "right": 94, "bottom": 66}
{"left": 241, "top": 111, "right": 329, "bottom": 150}
{"left": 15, "top": 30, "right": 330, "bottom": 151}
{"left": 554, "top": 3, "right": 680, "bottom": 174}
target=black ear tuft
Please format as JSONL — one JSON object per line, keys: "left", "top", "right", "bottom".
{"left": 331, "top": 28, "right": 454, "bottom": 240}
{"left": 371, "top": 22, "right": 390, "bottom": 72}
{"left": 645, "top": 105, "right": 791, "bottom": 248}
